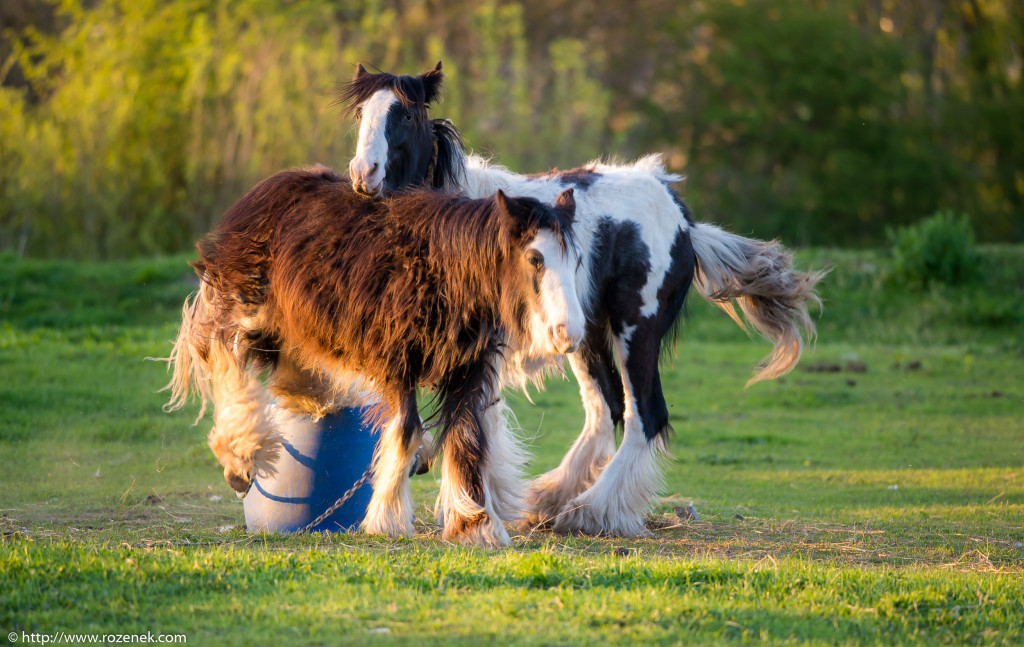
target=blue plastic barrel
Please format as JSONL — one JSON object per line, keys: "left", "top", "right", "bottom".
{"left": 243, "top": 406, "right": 377, "bottom": 534}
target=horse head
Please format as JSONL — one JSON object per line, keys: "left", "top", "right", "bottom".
{"left": 494, "top": 188, "right": 585, "bottom": 356}
{"left": 341, "top": 61, "right": 464, "bottom": 197}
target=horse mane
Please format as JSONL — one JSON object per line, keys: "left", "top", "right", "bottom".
{"left": 386, "top": 185, "right": 577, "bottom": 267}
{"left": 336, "top": 65, "right": 443, "bottom": 117}
{"left": 430, "top": 118, "right": 467, "bottom": 192}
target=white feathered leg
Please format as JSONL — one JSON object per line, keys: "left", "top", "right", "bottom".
{"left": 362, "top": 414, "right": 418, "bottom": 538}
{"left": 480, "top": 398, "right": 529, "bottom": 523}
{"left": 525, "top": 353, "right": 617, "bottom": 526}
{"left": 552, "top": 337, "right": 666, "bottom": 537}
{"left": 433, "top": 373, "right": 525, "bottom": 531}
{"left": 433, "top": 373, "right": 513, "bottom": 548}
{"left": 551, "top": 418, "right": 665, "bottom": 537}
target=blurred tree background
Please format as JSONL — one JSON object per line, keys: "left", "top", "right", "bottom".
{"left": 1, "top": 0, "right": 1021, "bottom": 258}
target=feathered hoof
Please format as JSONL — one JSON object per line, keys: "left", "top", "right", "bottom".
{"left": 522, "top": 474, "right": 573, "bottom": 528}
{"left": 551, "top": 496, "right": 653, "bottom": 538}
{"left": 488, "top": 490, "right": 527, "bottom": 525}
{"left": 225, "top": 472, "right": 251, "bottom": 498}
{"left": 361, "top": 505, "right": 415, "bottom": 539}
{"left": 443, "top": 513, "right": 510, "bottom": 549}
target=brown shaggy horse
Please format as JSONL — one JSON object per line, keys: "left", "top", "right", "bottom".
{"left": 165, "top": 165, "right": 584, "bottom": 547}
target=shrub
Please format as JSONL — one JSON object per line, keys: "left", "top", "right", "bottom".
{"left": 886, "top": 211, "right": 981, "bottom": 287}
{"left": 0, "top": 0, "right": 611, "bottom": 259}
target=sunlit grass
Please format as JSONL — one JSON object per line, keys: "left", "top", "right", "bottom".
{"left": 1, "top": 249, "right": 1022, "bottom": 643}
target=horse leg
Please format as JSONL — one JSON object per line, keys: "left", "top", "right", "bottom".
{"left": 361, "top": 389, "right": 419, "bottom": 538}
{"left": 552, "top": 325, "right": 670, "bottom": 537}
{"left": 524, "top": 336, "right": 623, "bottom": 527}
{"left": 164, "top": 281, "right": 278, "bottom": 494}
{"left": 433, "top": 397, "right": 520, "bottom": 527}
{"left": 479, "top": 396, "right": 529, "bottom": 523}
{"left": 551, "top": 222, "right": 694, "bottom": 536}
{"left": 205, "top": 340, "right": 281, "bottom": 494}
{"left": 436, "top": 365, "right": 510, "bottom": 548}
{"left": 551, "top": 242, "right": 694, "bottom": 536}
{"left": 268, "top": 357, "right": 341, "bottom": 420}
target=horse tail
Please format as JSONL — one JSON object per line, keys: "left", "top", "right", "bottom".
{"left": 689, "top": 223, "right": 827, "bottom": 385}
{"left": 161, "top": 279, "right": 217, "bottom": 422}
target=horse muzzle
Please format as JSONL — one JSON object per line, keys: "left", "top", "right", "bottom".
{"left": 349, "top": 160, "right": 384, "bottom": 197}
{"left": 549, "top": 324, "right": 582, "bottom": 355}
{"left": 354, "top": 182, "right": 381, "bottom": 198}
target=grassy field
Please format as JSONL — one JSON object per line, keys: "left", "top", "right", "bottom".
{"left": 1, "top": 247, "right": 1022, "bottom": 645}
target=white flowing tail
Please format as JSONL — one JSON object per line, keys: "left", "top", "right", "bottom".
{"left": 689, "top": 223, "right": 826, "bottom": 385}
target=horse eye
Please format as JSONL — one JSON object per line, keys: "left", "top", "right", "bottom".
{"left": 527, "top": 252, "right": 544, "bottom": 270}
{"left": 403, "top": 112, "right": 413, "bottom": 122}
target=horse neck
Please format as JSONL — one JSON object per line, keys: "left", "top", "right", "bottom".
{"left": 461, "top": 155, "right": 563, "bottom": 203}
{"left": 461, "top": 155, "right": 518, "bottom": 198}
{"left": 418, "top": 199, "right": 514, "bottom": 313}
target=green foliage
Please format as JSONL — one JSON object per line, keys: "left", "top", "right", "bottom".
{"left": 1, "top": 0, "right": 1022, "bottom": 258}
{"left": 0, "top": 0, "right": 613, "bottom": 259}
{"left": 886, "top": 211, "right": 982, "bottom": 288}
{"left": 0, "top": 253, "right": 194, "bottom": 329}
{"left": 2, "top": 0, "right": 362, "bottom": 258}
{"left": 666, "top": 0, "right": 954, "bottom": 245}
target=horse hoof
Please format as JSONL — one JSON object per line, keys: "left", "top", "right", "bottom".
{"left": 362, "top": 505, "right": 415, "bottom": 539}
{"left": 443, "top": 515, "right": 510, "bottom": 549}
{"left": 523, "top": 478, "right": 571, "bottom": 529}
{"left": 552, "top": 497, "right": 652, "bottom": 538}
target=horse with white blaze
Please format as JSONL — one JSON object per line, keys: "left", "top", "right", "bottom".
{"left": 342, "top": 62, "right": 826, "bottom": 538}
{"left": 164, "top": 165, "right": 584, "bottom": 547}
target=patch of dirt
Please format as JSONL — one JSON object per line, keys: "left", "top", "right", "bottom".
{"left": 803, "top": 361, "right": 869, "bottom": 374}
{"left": 593, "top": 514, "right": 1024, "bottom": 573}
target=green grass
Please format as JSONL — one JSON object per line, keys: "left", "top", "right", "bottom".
{"left": 1, "top": 247, "right": 1023, "bottom": 645}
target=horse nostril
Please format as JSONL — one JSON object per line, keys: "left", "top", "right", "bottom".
{"left": 370, "top": 162, "right": 379, "bottom": 173}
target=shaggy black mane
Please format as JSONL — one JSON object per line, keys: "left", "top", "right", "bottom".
{"left": 430, "top": 117, "right": 467, "bottom": 191}
{"left": 337, "top": 63, "right": 443, "bottom": 117}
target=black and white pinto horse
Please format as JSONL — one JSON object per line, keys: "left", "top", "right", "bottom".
{"left": 344, "top": 62, "right": 825, "bottom": 538}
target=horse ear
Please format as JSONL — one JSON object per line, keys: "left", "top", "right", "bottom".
{"left": 420, "top": 61, "right": 444, "bottom": 104}
{"left": 494, "top": 190, "right": 527, "bottom": 244}
{"left": 354, "top": 63, "right": 369, "bottom": 80}
{"left": 494, "top": 189, "right": 511, "bottom": 215}
{"left": 555, "top": 188, "right": 575, "bottom": 215}
{"left": 494, "top": 189, "right": 525, "bottom": 222}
